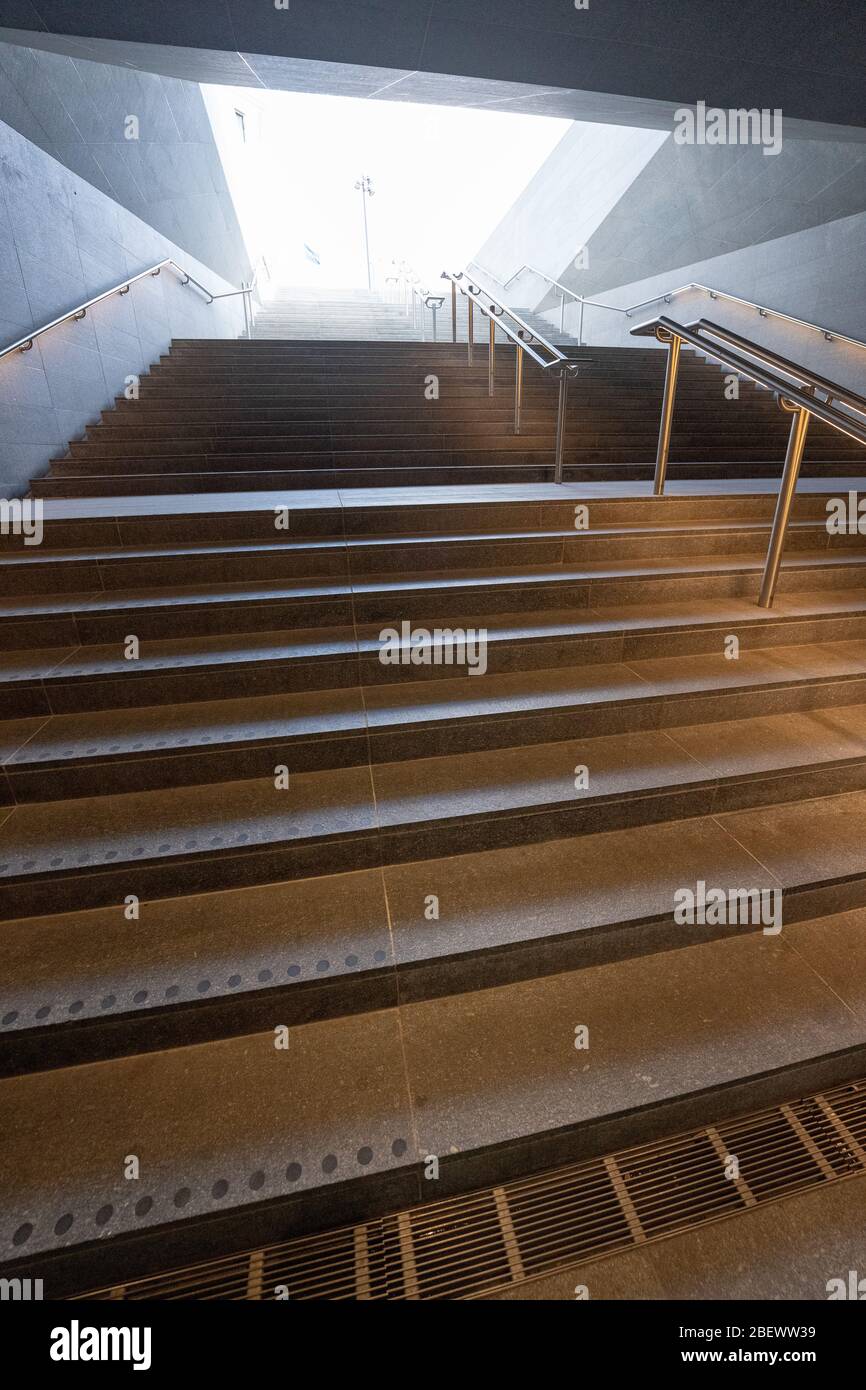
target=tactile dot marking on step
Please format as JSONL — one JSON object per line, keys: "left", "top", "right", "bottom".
{"left": 6, "top": 1137, "right": 413, "bottom": 1252}
{"left": 0, "top": 947, "right": 392, "bottom": 1030}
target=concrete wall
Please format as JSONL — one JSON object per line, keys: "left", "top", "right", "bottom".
{"left": 550, "top": 133, "right": 866, "bottom": 309}
{"left": 0, "top": 119, "right": 245, "bottom": 498}
{"left": 477, "top": 118, "right": 866, "bottom": 406}
{"left": 0, "top": 40, "right": 251, "bottom": 286}
{"left": 540, "top": 210, "right": 866, "bottom": 398}
{"left": 470, "top": 123, "right": 667, "bottom": 301}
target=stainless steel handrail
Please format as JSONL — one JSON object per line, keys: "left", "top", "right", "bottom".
{"left": 442, "top": 269, "right": 580, "bottom": 482}
{"left": 630, "top": 313, "right": 866, "bottom": 608}
{"left": 0, "top": 258, "right": 254, "bottom": 361}
{"left": 632, "top": 316, "right": 866, "bottom": 448}
{"left": 693, "top": 319, "right": 866, "bottom": 419}
{"left": 410, "top": 284, "right": 446, "bottom": 341}
{"left": 469, "top": 259, "right": 866, "bottom": 355}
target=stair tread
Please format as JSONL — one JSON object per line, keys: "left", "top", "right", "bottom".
{"left": 1, "top": 686, "right": 368, "bottom": 766}
{"left": 0, "top": 765, "right": 377, "bottom": 880}
{"left": 5, "top": 591, "right": 866, "bottom": 689}
{"left": 2, "top": 549, "right": 863, "bottom": 620}
{"left": 4, "top": 641, "right": 866, "bottom": 772}
{"left": 361, "top": 641, "right": 866, "bottom": 724}
{"left": 0, "top": 626, "right": 356, "bottom": 684}
{"left": 0, "top": 519, "right": 835, "bottom": 570}
{"left": 20, "top": 477, "right": 866, "bottom": 523}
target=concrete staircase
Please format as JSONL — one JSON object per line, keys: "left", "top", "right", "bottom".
{"left": 31, "top": 340, "right": 866, "bottom": 501}
{"left": 3, "top": 319, "right": 866, "bottom": 1298}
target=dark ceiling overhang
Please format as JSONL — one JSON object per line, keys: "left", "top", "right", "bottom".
{"left": 1, "top": 1, "right": 864, "bottom": 133}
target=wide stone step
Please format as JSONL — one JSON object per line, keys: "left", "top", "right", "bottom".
{"left": 4, "top": 667, "right": 866, "bottom": 916}
{"left": 32, "top": 455, "right": 866, "bottom": 499}
{"left": 0, "top": 519, "right": 848, "bottom": 596}
{"left": 5, "top": 636, "right": 866, "bottom": 798}
{"left": 4, "top": 586, "right": 866, "bottom": 717}
{"left": 4, "top": 485, "right": 838, "bottom": 555}
{"left": 2, "top": 550, "right": 865, "bottom": 651}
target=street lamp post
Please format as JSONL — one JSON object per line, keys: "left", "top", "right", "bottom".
{"left": 354, "top": 174, "right": 374, "bottom": 290}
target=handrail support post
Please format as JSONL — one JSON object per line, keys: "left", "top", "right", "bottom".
{"left": 467, "top": 297, "right": 474, "bottom": 367}
{"left": 451, "top": 280, "right": 457, "bottom": 344}
{"left": 488, "top": 316, "right": 495, "bottom": 396}
{"left": 653, "top": 332, "right": 682, "bottom": 496}
{"left": 553, "top": 366, "right": 569, "bottom": 485}
{"left": 514, "top": 348, "right": 524, "bottom": 435}
{"left": 758, "top": 405, "right": 811, "bottom": 609}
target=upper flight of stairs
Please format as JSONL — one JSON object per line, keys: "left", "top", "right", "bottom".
{"left": 31, "top": 336, "right": 865, "bottom": 500}
{"left": 251, "top": 288, "right": 433, "bottom": 341}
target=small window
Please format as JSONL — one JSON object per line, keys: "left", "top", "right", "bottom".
{"left": 234, "top": 109, "right": 246, "bottom": 143}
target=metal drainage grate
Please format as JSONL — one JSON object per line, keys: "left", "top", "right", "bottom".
{"left": 78, "top": 1078, "right": 866, "bottom": 1301}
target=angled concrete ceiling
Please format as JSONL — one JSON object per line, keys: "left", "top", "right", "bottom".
{"left": 551, "top": 134, "right": 866, "bottom": 302}
{"left": 0, "top": 0, "right": 864, "bottom": 134}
